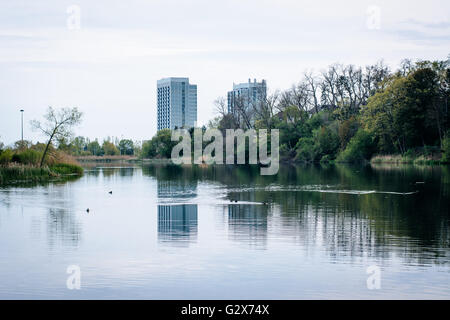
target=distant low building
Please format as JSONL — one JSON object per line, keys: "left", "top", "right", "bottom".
{"left": 157, "top": 77, "right": 197, "bottom": 130}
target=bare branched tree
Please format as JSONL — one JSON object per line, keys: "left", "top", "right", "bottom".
{"left": 213, "top": 97, "right": 227, "bottom": 117}
{"left": 233, "top": 95, "right": 253, "bottom": 129}
{"left": 304, "top": 72, "right": 320, "bottom": 113}
{"left": 31, "top": 107, "right": 83, "bottom": 167}
{"left": 253, "top": 91, "right": 279, "bottom": 128}
{"left": 277, "top": 90, "right": 292, "bottom": 113}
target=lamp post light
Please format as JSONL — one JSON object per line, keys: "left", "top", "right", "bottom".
{"left": 20, "top": 109, "right": 24, "bottom": 143}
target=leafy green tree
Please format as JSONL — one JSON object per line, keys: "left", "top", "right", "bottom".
{"left": 316, "top": 126, "right": 340, "bottom": 159}
{"left": 56, "top": 136, "right": 72, "bottom": 153}
{"left": 295, "top": 137, "right": 317, "bottom": 162}
{"left": 118, "top": 139, "right": 134, "bottom": 155}
{"left": 102, "top": 141, "right": 120, "bottom": 155}
{"left": 87, "top": 140, "right": 102, "bottom": 156}
{"left": 141, "top": 129, "right": 176, "bottom": 159}
{"left": 0, "top": 149, "right": 13, "bottom": 164}
{"left": 442, "top": 132, "right": 450, "bottom": 163}
{"left": 337, "top": 129, "right": 375, "bottom": 162}
{"left": 338, "top": 117, "right": 359, "bottom": 149}
{"left": 71, "top": 136, "right": 88, "bottom": 155}
{"left": 363, "top": 74, "right": 428, "bottom": 154}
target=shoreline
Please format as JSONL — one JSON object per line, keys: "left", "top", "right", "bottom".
{"left": 0, "top": 163, "right": 83, "bottom": 185}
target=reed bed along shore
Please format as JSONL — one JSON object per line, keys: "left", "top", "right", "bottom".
{"left": 370, "top": 154, "right": 443, "bottom": 165}
{"left": 0, "top": 163, "right": 83, "bottom": 184}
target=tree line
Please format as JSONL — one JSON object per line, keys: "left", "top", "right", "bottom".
{"left": 2, "top": 56, "right": 449, "bottom": 165}
{"left": 201, "top": 56, "right": 449, "bottom": 163}
{"left": 58, "top": 136, "right": 140, "bottom": 157}
{"left": 0, "top": 136, "right": 140, "bottom": 166}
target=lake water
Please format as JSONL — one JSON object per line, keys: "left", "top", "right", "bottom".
{"left": 0, "top": 164, "right": 449, "bottom": 299}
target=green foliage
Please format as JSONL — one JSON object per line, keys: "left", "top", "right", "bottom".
{"left": 70, "top": 136, "right": 88, "bottom": 155}
{"left": 0, "top": 166, "right": 54, "bottom": 184}
{"left": 293, "top": 122, "right": 339, "bottom": 163}
{"left": 31, "top": 106, "right": 83, "bottom": 167}
{"left": 0, "top": 139, "right": 84, "bottom": 184}
{"left": 87, "top": 140, "right": 103, "bottom": 156}
{"left": 337, "top": 129, "right": 374, "bottom": 162}
{"left": 316, "top": 126, "right": 340, "bottom": 158}
{"left": 118, "top": 139, "right": 134, "bottom": 155}
{"left": 362, "top": 67, "right": 445, "bottom": 154}
{"left": 295, "top": 137, "right": 317, "bottom": 162}
{"left": 442, "top": 134, "right": 450, "bottom": 163}
{"left": 338, "top": 117, "right": 359, "bottom": 149}
{"left": 0, "top": 149, "right": 13, "bottom": 165}
{"left": 0, "top": 163, "right": 83, "bottom": 184}
{"left": 57, "top": 136, "right": 138, "bottom": 157}
{"left": 320, "top": 154, "right": 332, "bottom": 163}
{"left": 49, "top": 163, "right": 83, "bottom": 175}
{"left": 102, "top": 141, "right": 120, "bottom": 156}
{"left": 11, "top": 149, "right": 42, "bottom": 165}
{"left": 141, "top": 129, "right": 176, "bottom": 159}
{"left": 210, "top": 56, "right": 450, "bottom": 164}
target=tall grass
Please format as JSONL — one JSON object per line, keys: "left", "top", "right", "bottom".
{"left": 0, "top": 148, "right": 84, "bottom": 184}
{"left": 0, "top": 163, "right": 55, "bottom": 184}
{"left": 49, "top": 163, "right": 83, "bottom": 175}
{"left": 370, "top": 155, "right": 413, "bottom": 164}
{"left": 371, "top": 154, "right": 442, "bottom": 165}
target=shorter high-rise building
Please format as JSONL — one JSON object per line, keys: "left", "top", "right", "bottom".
{"left": 157, "top": 77, "right": 197, "bottom": 131}
{"left": 227, "top": 78, "right": 267, "bottom": 114}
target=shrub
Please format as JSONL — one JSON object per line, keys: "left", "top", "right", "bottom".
{"left": 295, "top": 137, "right": 317, "bottom": 162}
{"left": 320, "top": 155, "right": 332, "bottom": 163}
{"left": 316, "top": 126, "right": 340, "bottom": 159}
{"left": 102, "top": 141, "right": 120, "bottom": 156}
{"left": 50, "top": 163, "right": 83, "bottom": 175}
{"left": 0, "top": 149, "right": 13, "bottom": 165}
{"left": 337, "top": 129, "right": 374, "bottom": 162}
{"left": 370, "top": 155, "right": 409, "bottom": 164}
{"left": 0, "top": 164, "right": 54, "bottom": 184}
{"left": 141, "top": 129, "right": 175, "bottom": 159}
{"left": 442, "top": 134, "right": 450, "bottom": 163}
{"left": 404, "top": 149, "right": 415, "bottom": 159}
{"left": 12, "top": 149, "right": 42, "bottom": 165}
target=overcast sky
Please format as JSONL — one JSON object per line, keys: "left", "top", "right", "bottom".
{"left": 0, "top": 0, "right": 449, "bottom": 145}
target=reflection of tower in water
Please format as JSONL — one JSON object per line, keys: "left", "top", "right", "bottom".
{"left": 158, "top": 204, "right": 198, "bottom": 245}
{"left": 227, "top": 204, "right": 268, "bottom": 248}
{"left": 157, "top": 180, "right": 197, "bottom": 199}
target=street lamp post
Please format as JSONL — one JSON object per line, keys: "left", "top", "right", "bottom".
{"left": 20, "top": 109, "right": 24, "bottom": 143}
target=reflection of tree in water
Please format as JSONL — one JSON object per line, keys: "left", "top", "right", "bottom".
{"left": 144, "top": 163, "right": 449, "bottom": 265}
{"left": 83, "top": 167, "right": 137, "bottom": 180}
{"left": 101, "top": 167, "right": 118, "bottom": 178}
{"left": 158, "top": 204, "right": 197, "bottom": 247}
{"left": 226, "top": 204, "right": 269, "bottom": 249}
{"left": 265, "top": 180, "right": 449, "bottom": 265}
{"left": 102, "top": 167, "right": 135, "bottom": 178}
{"left": 85, "top": 168, "right": 100, "bottom": 177}
{"left": 143, "top": 164, "right": 267, "bottom": 188}
{"left": 43, "top": 183, "right": 82, "bottom": 250}
{"left": 46, "top": 208, "right": 81, "bottom": 249}
{"left": 144, "top": 165, "right": 198, "bottom": 199}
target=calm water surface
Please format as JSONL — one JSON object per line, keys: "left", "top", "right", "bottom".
{"left": 0, "top": 164, "right": 449, "bottom": 299}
